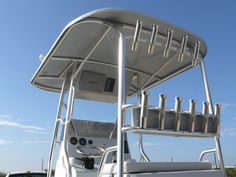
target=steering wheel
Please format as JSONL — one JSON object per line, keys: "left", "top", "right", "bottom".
{"left": 76, "top": 146, "right": 105, "bottom": 158}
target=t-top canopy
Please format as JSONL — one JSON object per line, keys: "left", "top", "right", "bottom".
{"left": 31, "top": 8, "right": 207, "bottom": 102}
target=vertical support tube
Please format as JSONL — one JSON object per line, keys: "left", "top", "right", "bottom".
{"left": 199, "top": 59, "right": 226, "bottom": 177}
{"left": 117, "top": 29, "right": 126, "bottom": 177}
{"left": 163, "top": 29, "right": 174, "bottom": 58}
{"left": 159, "top": 94, "right": 167, "bottom": 130}
{"left": 47, "top": 79, "right": 67, "bottom": 177}
{"left": 175, "top": 97, "right": 182, "bottom": 131}
{"left": 140, "top": 91, "right": 149, "bottom": 128}
{"left": 62, "top": 74, "right": 75, "bottom": 177}
{"left": 193, "top": 41, "right": 201, "bottom": 66}
{"left": 132, "top": 20, "right": 142, "bottom": 51}
{"left": 189, "top": 99, "right": 196, "bottom": 132}
{"left": 148, "top": 24, "right": 158, "bottom": 54}
{"left": 178, "top": 35, "right": 188, "bottom": 62}
{"left": 215, "top": 104, "right": 221, "bottom": 135}
{"left": 202, "top": 102, "right": 209, "bottom": 133}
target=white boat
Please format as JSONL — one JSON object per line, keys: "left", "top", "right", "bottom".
{"left": 31, "top": 8, "right": 226, "bottom": 177}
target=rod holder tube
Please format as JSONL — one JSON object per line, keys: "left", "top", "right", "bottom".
{"left": 163, "top": 29, "right": 174, "bottom": 58}
{"left": 192, "top": 41, "right": 201, "bottom": 66}
{"left": 202, "top": 102, "right": 209, "bottom": 133}
{"left": 148, "top": 24, "right": 158, "bottom": 54}
{"left": 178, "top": 35, "right": 188, "bottom": 62}
{"left": 159, "top": 94, "right": 167, "bottom": 129}
{"left": 189, "top": 99, "right": 196, "bottom": 132}
{"left": 175, "top": 97, "right": 182, "bottom": 131}
{"left": 132, "top": 20, "right": 143, "bottom": 51}
{"left": 140, "top": 91, "right": 149, "bottom": 128}
{"left": 215, "top": 104, "right": 221, "bottom": 134}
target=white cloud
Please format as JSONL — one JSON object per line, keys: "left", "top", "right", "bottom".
{"left": 22, "top": 140, "right": 50, "bottom": 144}
{"left": 25, "top": 130, "right": 48, "bottom": 135}
{"left": 221, "top": 103, "right": 236, "bottom": 111}
{"left": 0, "top": 114, "right": 12, "bottom": 119}
{"left": 221, "top": 127, "right": 236, "bottom": 137}
{"left": 45, "top": 121, "right": 51, "bottom": 125}
{"left": 0, "top": 119, "right": 46, "bottom": 131}
{"left": 134, "top": 141, "right": 167, "bottom": 147}
{"left": 0, "top": 139, "right": 13, "bottom": 145}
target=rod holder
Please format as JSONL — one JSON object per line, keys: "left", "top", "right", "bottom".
{"left": 215, "top": 104, "right": 221, "bottom": 134}
{"left": 163, "top": 29, "right": 174, "bottom": 58}
{"left": 148, "top": 24, "right": 159, "bottom": 54}
{"left": 189, "top": 99, "right": 196, "bottom": 132}
{"left": 159, "top": 94, "right": 167, "bottom": 130}
{"left": 175, "top": 97, "right": 182, "bottom": 131}
{"left": 178, "top": 35, "right": 188, "bottom": 62}
{"left": 192, "top": 40, "right": 201, "bottom": 66}
{"left": 132, "top": 20, "right": 143, "bottom": 51}
{"left": 140, "top": 91, "right": 149, "bottom": 128}
{"left": 202, "top": 102, "right": 209, "bottom": 133}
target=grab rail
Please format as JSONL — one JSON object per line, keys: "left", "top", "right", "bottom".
{"left": 47, "top": 79, "right": 67, "bottom": 177}
{"left": 199, "top": 148, "right": 216, "bottom": 161}
{"left": 98, "top": 146, "right": 117, "bottom": 177}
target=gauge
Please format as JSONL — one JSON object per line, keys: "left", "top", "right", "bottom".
{"left": 88, "top": 140, "right": 93, "bottom": 145}
{"left": 70, "top": 137, "right": 78, "bottom": 145}
{"left": 79, "top": 138, "right": 86, "bottom": 145}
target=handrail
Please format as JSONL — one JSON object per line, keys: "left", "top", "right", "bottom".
{"left": 62, "top": 78, "right": 75, "bottom": 177}
{"left": 199, "top": 148, "right": 216, "bottom": 161}
{"left": 138, "top": 134, "right": 150, "bottom": 162}
{"left": 47, "top": 79, "right": 67, "bottom": 177}
{"left": 98, "top": 146, "right": 117, "bottom": 177}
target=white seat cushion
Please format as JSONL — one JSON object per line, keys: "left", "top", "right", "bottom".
{"left": 102, "top": 161, "right": 212, "bottom": 174}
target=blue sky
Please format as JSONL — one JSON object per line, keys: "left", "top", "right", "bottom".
{"left": 0, "top": 0, "right": 236, "bottom": 173}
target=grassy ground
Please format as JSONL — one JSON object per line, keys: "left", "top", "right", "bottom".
{"left": 0, "top": 172, "right": 6, "bottom": 177}
{"left": 226, "top": 168, "right": 236, "bottom": 177}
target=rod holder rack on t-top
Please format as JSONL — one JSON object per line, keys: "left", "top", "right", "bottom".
{"left": 125, "top": 91, "right": 221, "bottom": 137}
{"left": 131, "top": 19, "right": 201, "bottom": 65}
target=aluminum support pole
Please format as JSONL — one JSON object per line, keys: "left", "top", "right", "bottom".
{"left": 138, "top": 134, "right": 150, "bottom": 162}
{"left": 199, "top": 59, "right": 214, "bottom": 114}
{"left": 137, "top": 94, "right": 150, "bottom": 162}
{"left": 47, "top": 79, "right": 67, "bottom": 177}
{"left": 62, "top": 74, "right": 75, "bottom": 177}
{"left": 199, "top": 59, "right": 226, "bottom": 177}
{"left": 116, "top": 29, "right": 126, "bottom": 177}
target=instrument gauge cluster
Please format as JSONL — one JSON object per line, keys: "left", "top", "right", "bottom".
{"left": 70, "top": 137, "right": 94, "bottom": 146}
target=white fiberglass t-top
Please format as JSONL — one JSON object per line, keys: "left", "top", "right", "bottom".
{"left": 32, "top": 8, "right": 225, "bottom": 177}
